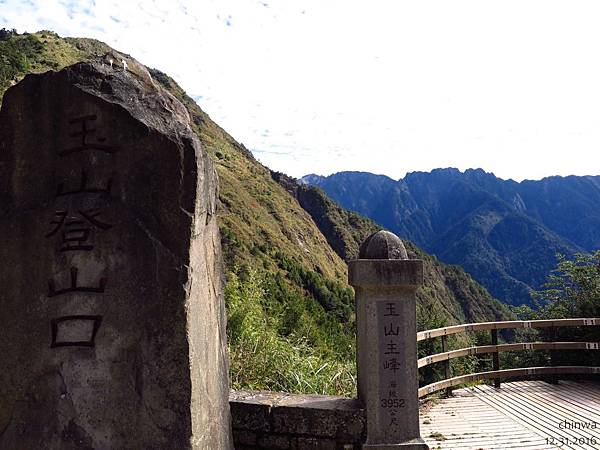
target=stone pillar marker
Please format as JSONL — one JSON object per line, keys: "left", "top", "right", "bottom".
{"left": 0, "top": 60, "right": 233, "bottom": 449}
{"left": 349, "top": 231, "right": 428, "bottom": 450}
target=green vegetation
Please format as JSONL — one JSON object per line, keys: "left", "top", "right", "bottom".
{"left": 461, "top": 251, "right": 600, "bottom": 378}
{"left": 226, "top": 267, "right": 356, "bottom": 396}
{"left": 291, "top": 183, "right": 514, "bottom": 388}
{"left": 1, "top": 30, "right": 515, "bottom": 396}
{"left": 532, "top": 251, "right": 600, "bottom": 319}
{"left": 0, "top": 29, "right": 111, "bottom": 97}
{"left": 277, "top": 175, "right": 513, "bottom": 326}
{"left": 1, "top": 29, "right": 41, "bottom": 92}
{"left": 517, "top": 251, "right": 600, "bottom": 366}
{"left": 272, "top": 176, "right": 381, "bottom": 262}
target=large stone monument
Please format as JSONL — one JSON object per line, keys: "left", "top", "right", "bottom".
{"left": 349, "top": 231, "right": 428, "bottom": 449}
{"left": 0, "top": 59, "right": 233, "bottom": 449}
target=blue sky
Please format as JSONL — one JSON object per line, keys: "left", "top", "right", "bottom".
{"left": 2, "top": 0, "right": 600, "bottom": 181}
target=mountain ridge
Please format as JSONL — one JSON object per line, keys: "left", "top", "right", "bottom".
{"left": 303, "top": 168, "right": 600, "bottom": 306}
{"left": 304, "top": 167, "right": 600, "bottom": 184}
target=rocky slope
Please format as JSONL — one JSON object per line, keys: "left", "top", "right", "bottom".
{"left": 1, "top": 29, "right": 512, "bottom": 394}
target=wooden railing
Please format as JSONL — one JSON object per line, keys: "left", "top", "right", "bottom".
{"left": 417, "top": 318, "right": 600, "bottom": 398}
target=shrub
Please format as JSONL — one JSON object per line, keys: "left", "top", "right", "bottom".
{"left": 225, "top": 267, "right": 356, "bottom": 396}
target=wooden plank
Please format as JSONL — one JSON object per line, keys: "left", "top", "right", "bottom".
{"left": 559, "top": 380, "right": 600, "bottom": 403}
{"left": 472, "top": 384, "right": 588, "bottom": 447}
{"left": 543, "top": 380, "right": 600, "bottom": 416}
{"left": 417, "top": 342, "right": 598, "bottom": 368}
{"left": 502, "top": 387, "right": 600, "bottom": 445}
{"left": 515, "top": 380, "right": 600, "bottom": 423}
{"left": 417, "top": 318, "right": 600, "bottom": 342}
{"left": 496, "top": 382, "right": 600, "bottom": 440}
{"left": 472, "top": 382, "right": 599, "bottom": 450}
{"left": 419, "top": 366, "right": 600, "bottom": 397}
{"left": 420, "top": 382, "right": 558, "bottom": 449}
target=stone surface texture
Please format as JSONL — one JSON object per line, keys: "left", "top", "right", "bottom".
{"left": 0, "top": 60, "right": 232, "bottom": 449}
{"left": 358, "top": 231, "right": 408, "bottom": 260}
{"left": 229, "top": 391, "right": 365, "bottom": 450}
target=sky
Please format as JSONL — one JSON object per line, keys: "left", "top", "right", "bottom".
{"left": 2, "top": 0, "right": 600, "bottom": 181}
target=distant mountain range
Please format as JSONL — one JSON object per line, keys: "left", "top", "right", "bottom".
{"left": 302, "top": 168, "right": 600, "bottom": 306}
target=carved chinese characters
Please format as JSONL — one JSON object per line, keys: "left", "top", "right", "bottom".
{"left": 60, "top": 114, "right": 116, "bottom": 156}
{"left": 45, "top": 114, "right": 116, "bottom": 347}
{"left": 378, "top": 301, "right": 406, "bottom": 434}
{"left": 0, "top": 61, "right": 233, "bottom": 449}
{"left": 46, "top": 208, "right": 112, "bottom": 252}
{"left": 51, "top": 315, "right": 102, "bottom": 348}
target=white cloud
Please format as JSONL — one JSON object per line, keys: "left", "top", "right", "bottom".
{"left": 2, "top": 0, "right": 600, "bottom": 181}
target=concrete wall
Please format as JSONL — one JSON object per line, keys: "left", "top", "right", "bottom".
{"left": 229, "top": 391, "right": 365, "bottom": 450}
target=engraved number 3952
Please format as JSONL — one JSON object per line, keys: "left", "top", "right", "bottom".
{"left": 381, "top": 398, "right": 405, "bottom": 408}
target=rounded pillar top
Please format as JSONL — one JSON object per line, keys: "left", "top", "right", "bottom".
{"left": 359, "top": 230, "right": 408, "bottom": 260}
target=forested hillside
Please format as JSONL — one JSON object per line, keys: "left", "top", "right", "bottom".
{"left": 0, "top": 29, "right": 511, "bottom": 395}
{"left": 303, "top": 168, "right": 600, "bottom": 306}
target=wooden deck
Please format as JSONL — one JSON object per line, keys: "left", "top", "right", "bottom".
{"left": 420, "top": 380, "right": 600, "bottom": 449}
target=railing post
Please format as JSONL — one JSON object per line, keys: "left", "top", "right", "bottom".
{"left": 441, "top": 335, "right": 452, "bottom": 396}
{"left": 548, "top": 327, "right": 559, "bottom": 384}
{"left": 349, "top": 231, "right": 428, "bottom": 449}
{"left": 491, "top": 329, "right": 500, "bottom": 388}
